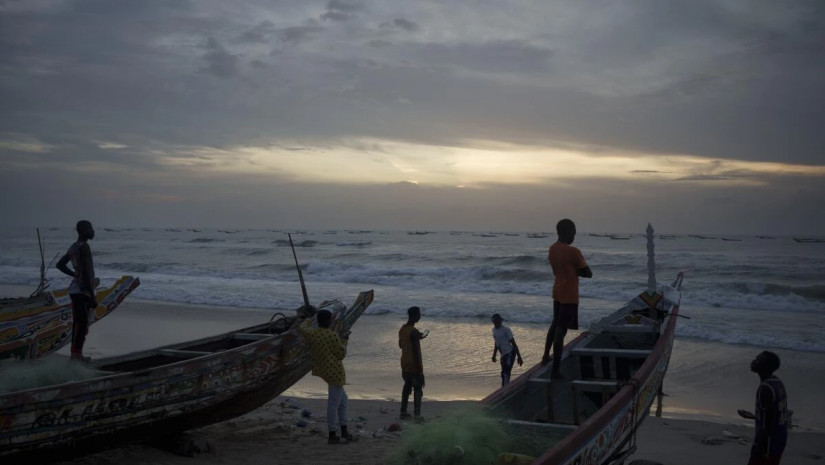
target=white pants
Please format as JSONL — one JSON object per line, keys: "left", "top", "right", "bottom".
{"left": 327, "top": 384, "right": 349, "bottom": 433}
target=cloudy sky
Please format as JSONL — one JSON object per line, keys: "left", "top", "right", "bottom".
{"left": 1, "top": 0, "right": 823, "bottom": 234}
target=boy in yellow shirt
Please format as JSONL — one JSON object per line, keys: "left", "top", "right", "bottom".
{"left": 299, "top": 309, "right": 357, "bottom": 444}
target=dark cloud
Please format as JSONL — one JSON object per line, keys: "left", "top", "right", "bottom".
{"left": 1, "top": 0, "right": 824, "bottom": 233}
{"left": 320, "top": 0, "right": 362, "bottom": 22}
{"left": 280, "top": 24, "right": 324, "bottom": 44}
{"left": 202, "top": 37, "right": 239, "bottom": 78}
{"left": 235, "top": 20, "right": 278, "bottom": 44}
{"left": 379, "top": 18, "right": 419, "bottom": 32}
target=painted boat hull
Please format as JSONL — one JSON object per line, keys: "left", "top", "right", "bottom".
{"left": 0, "top": 276, "right": 140, "bottom": 361}
{"left": 0, "top": 289, "right": 374, "bottom": 461}
{"left": 483, "top": 274, "right": 682, "bottom": 465}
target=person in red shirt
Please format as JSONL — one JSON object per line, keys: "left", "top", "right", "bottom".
{"left": 542, "top": 219, "right": 592, "bottom": 379}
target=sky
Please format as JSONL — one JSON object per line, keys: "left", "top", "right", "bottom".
{"left": 1, "top": 0, "right": 824, "bottom": 235}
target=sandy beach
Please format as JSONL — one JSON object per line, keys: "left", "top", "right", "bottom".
{"left": 3, "top": 288, "right": 825, "bottom": 464}
{"left": 46, "top": 397, "right": 824, "bottom": 465}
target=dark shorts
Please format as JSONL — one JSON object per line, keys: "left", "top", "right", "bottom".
{"left": 402, "top": 371, "right": 425, "bottom": 389}
{"left": 554, "top": 301, "right": 579, "bottom": 330}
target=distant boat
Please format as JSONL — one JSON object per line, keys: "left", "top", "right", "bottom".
{"left": 793, "top": 237, "right": 825, "bottom": 243}
{"left": 407, "top": 231, "right": 430, "bottom": 235}
{"left": 756, "top": 235, "right": 775, "bottom": 239}
{"left": 721, "top": 237, "right": 742, "bottom": 242}
{"left": 527, "top": 234, "right": 548, "bottom": 239}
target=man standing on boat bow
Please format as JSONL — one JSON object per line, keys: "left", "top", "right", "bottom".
{"left": 542, "top": 219, "right": 592, "bottom": 379}
{"left": 56, "top": 220, "right": 97, "bottom": 362}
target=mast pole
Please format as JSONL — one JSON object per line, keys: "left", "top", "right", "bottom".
{"left": 288, "top": 233, "right": 311, "bottom": 310}
{"left": 646, "top": 223, "right": 657, "bottom": 320}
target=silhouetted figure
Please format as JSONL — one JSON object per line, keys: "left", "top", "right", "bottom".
{"left": 56, "top": 220, "right": 97, "bottom": 362}
{"left": 739, "top": 351, "right": 788, "bottom": 465}
{"left": 399, "top": 306, "right": 427, "bottom": 421}
{"left": 542, "top": 219, "right": 592, "bottom": 379}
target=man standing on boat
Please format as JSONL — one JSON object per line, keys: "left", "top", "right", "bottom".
{"left": 399, "top": 306, "right": 427, "bottom": 421}
{"left": 56, "top": 220, "right": 97, "bottom": 362}
{"left": 739, "top": 351, "right": 788, "bottom": 465}
{"left": 542, "top": 218, "right": 592, "bottom": 379}
{"left": 299, "top": 309, "right": 357, "bottom": 445}
{"left": 491, "top": 313, "right": 523, "bottom": 386}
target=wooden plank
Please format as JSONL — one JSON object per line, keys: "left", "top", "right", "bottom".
{"left": 598, "top": 324, "right": 658, "bottom": 334}
{"left": 569, "top": 348, "right": 650, "bottom": 358}
{"left": 506, "top": 419, "right": 577, "bottom": 431}
{"left": 571, "top": 380, "right": 620, "bottom": 390}
{"left": 159, "top": 349, "right": 213, "bottom": 357}
{"left": 232, "top": 333, "right": 272, "bottom": 341}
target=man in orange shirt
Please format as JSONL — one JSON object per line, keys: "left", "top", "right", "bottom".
{"left": 542, "top": 219, "right": 592, "bottom": 379}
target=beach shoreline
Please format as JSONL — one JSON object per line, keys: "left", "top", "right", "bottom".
{"left": 3, "top": 286, "right": 825, "bottom": 464}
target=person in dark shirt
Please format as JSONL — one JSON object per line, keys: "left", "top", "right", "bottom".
{"left": 56, "top": 220, "right": 97, "bottom": 362}
{"left": 739, "top": 351, "right": 789, "bottom": 465}
{"left": 399, "top": 306, "right": 427, "bottom": 421}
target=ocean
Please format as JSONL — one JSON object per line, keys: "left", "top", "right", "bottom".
{"left": 2, "top": 226, "right": 825, "bottom": 428}
{"left": 2, "top": 226, "right": 824, "bottom": 352}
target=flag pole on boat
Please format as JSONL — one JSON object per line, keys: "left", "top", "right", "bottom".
{"left": 288, "top": 233, "right": 312, "bottom": 312}
{"left": 646, "top": 223, "right": 657, "bottom": 320}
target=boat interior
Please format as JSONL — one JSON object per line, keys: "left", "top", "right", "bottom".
{"left": 489, "top": 314, "right": 667, "bottom": 456}
{"left": 94, "top": 315, "right": 297, "bottom": 373}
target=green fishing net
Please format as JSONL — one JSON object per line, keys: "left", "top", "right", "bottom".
{"left": 0, "top": 358, "right": 107, "bottom": 394}
{"left": 388, "top": 405, "right": 557, "bottom": 465}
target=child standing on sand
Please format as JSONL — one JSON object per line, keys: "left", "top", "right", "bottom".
{"left": 490, "top": 313, "right": 523, "bottom": 386}
{"left": 299, "top": 310, "right": 357, "bottom": 445}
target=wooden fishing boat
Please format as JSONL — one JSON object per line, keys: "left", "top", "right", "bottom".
{"left": 0, "top": 276, "right": 140, "bottom": 361}
{"left": 484, "top": 224, "right": 683, "bottom": 465}
{"left": 0, "top": 289, "right": 374, "bottom": 461}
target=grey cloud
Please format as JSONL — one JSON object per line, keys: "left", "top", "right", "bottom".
{"left": 202, "top": 37, "right": 239, "bottom": 78}
{"left": 379, "top": 18, "right": 419, "bottom": 32}
{"left": 235, "top": 20, "right": 278, "bottom": 44}
{"left": 393, "top": 18, "right": 418, "bottom": 32}
{"left": 280, "top": 24, "right": 324, "bottom": 44}
{"left": 321, "top": 0, "right": 362, "bottom": 22}
{"left": 406, "top": 40, "right": 554, "bottom": 75}
{"left": 1, "top": 0, "right": 824, "bottom": 176}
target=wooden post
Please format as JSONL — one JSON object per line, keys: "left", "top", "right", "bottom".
{"left": 646, "top": 223, "right": 657, "bottom": 321}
